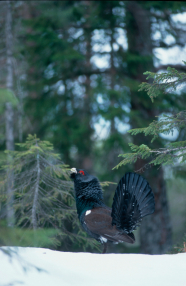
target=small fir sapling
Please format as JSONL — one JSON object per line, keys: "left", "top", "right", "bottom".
{"left": 0, "top": 135, "right": 99, "bottom": 251}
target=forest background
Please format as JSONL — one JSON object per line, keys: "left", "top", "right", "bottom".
{"left": 0, "top": 1, "right": 186, "bottom": 255}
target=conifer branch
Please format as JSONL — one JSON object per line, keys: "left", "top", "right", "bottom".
{"left": 0, "top": 135, "right": 99, "bottom": 250}
{"left": 114, "top": 62, "right": 186, "bottom": 171}
{"left": 139, "top": 62, "right": 186, "bottom": 101}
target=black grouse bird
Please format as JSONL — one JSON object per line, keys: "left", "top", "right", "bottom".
{"left": 70, "top": 168, "right": 155, "bottom": 253}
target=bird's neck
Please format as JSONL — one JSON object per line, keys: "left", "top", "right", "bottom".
{"left": 75, "top": 198, "right": 95, "bottom": 218}
{"left": 74, "top": 178, "right": 104, "bottom": 218}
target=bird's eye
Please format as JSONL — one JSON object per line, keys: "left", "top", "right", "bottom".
{"left": 79, "top": 170, "right": 85, "bottom": 175}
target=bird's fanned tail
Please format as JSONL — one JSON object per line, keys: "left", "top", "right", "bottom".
{"left": 111, "top": 172, "right": 155, "bottom": 234}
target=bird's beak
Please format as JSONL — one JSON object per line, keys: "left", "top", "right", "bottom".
{"left": 71, "top": 168, "right": 77, "bottom": 174}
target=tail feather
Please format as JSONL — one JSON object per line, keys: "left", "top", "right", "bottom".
{"left": 140, "top": 198, "right": 155, "bottom": 217}
{"left": 138, "top": 185, "right": 150, "bottom": 205}
{"left": 111, "top": 172, "right": 155, "bottom": 234}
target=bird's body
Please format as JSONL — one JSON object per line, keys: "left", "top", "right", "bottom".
{"left": 70, "top": 168, "right": 155, "bottom": 252}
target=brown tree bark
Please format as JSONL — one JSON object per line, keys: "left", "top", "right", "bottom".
{"left": 125, "top": 1, "right": 172, "bottom": 254}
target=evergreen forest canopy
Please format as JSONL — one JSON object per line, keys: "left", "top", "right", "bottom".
{"left": 0, "top": 1, "right": 186, "bottom": 254}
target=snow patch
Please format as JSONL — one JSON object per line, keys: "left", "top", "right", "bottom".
{"left": 0, "top": 247, "right": 186, "bottom": 286}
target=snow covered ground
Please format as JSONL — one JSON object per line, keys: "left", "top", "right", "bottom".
{"left": 0, "top": 247, "right": 186, "bottom": 286}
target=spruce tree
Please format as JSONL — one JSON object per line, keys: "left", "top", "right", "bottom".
{"left": 0, "top": 135, "right": 99, "bottom": 251}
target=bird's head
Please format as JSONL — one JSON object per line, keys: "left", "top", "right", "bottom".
{"left": 70, "top": 168, "right": 90, "bottom": 181}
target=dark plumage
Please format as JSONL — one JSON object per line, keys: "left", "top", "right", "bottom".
{"left": 70, "top": 168, "right": 155, "bottom": 253}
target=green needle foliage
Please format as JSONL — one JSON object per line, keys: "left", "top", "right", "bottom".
{"left": 139, "top": 61, "right": 186, "bottom": 102}
{"left": 0, "top": 88, "right": 18, "bottom": 113}
{"left": 0, "top": 135, "right": 99, "bottom": 251}
{"left": 114, "top": 63, "right": 186, "bottom": 171}
{"left": 128, "top": 112, "right": 186, "bottom": 142}
{"left": 1, "top": 134, "right": 73, "bottom": 230}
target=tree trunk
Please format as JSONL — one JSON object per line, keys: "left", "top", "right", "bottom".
{"left": 139, "top": 165, "right": 172, "bottom": 254}
{"left": 5, "top": 0, "right": 15, "bottom": 227}
{"left": 125, "top": 1, "right": 172, "bottom": 254}
{"left": 108, "top": 23, "right": 117, "bottom": 169}
{"left": 32, "top": 151, "right": 40, "bottom": 230}
{"left": 77, "top": 5, "right": 93, "bottom": 172}
{"left": 13, "top": 58, "right": 23, "bottom": 142}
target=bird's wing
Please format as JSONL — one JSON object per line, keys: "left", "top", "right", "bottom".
{"left": 111, "top": 172, "right": 155, "bottom": 233}
{"left": 84, "top": 207, "right": 135, "bottom": 244}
